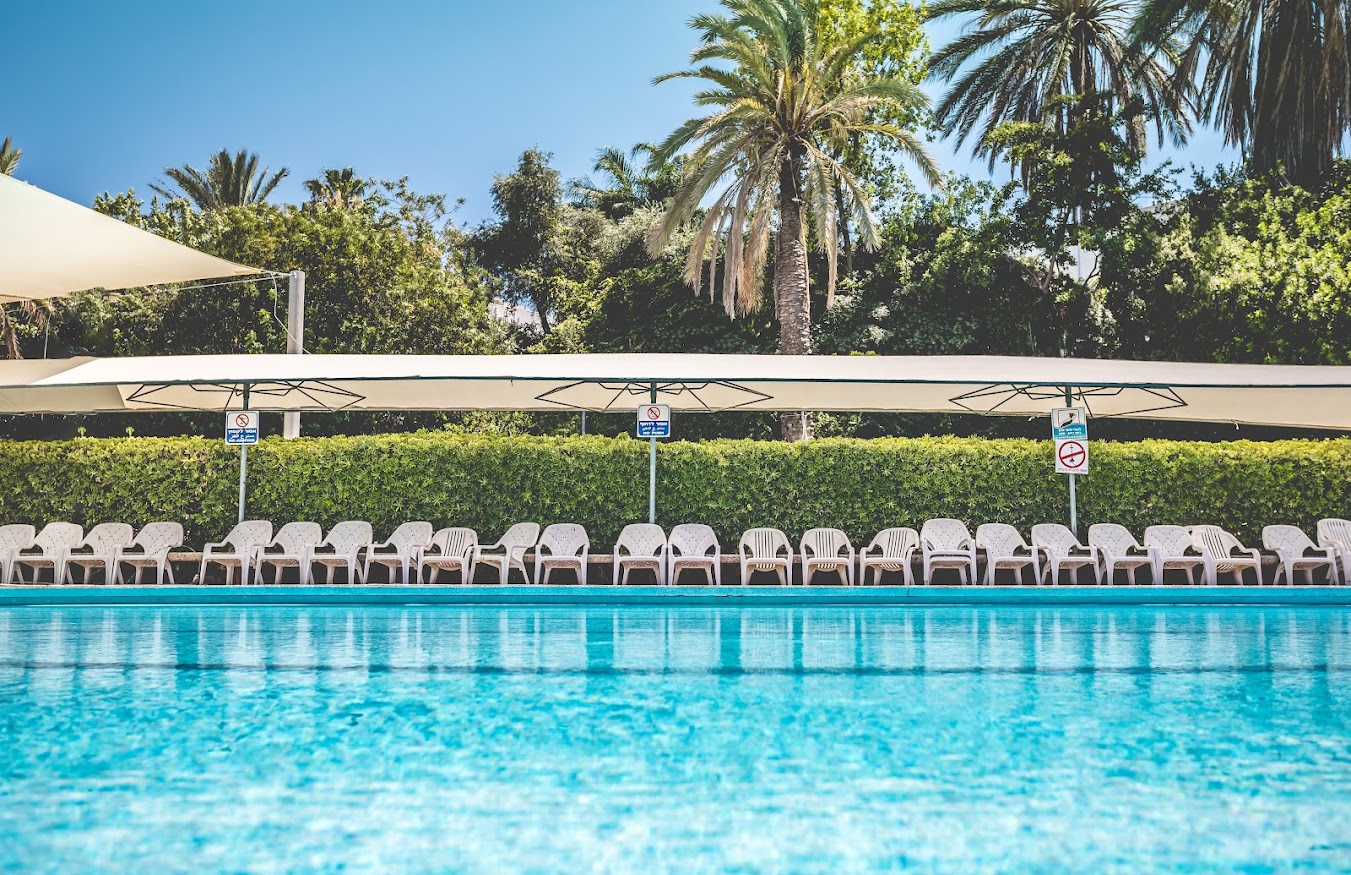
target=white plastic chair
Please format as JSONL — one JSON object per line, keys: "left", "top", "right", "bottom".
{"left": 0, "top": 524, "right": 36, "bottom": 585}
{"left": 534, "top": 524, "right": 590, "bottom": 585}
{"left": 62, "top": 523, "right": 135, "bottom": 585}
{"left": 613, "top": 524, "right": 666, "bottom": 586}
{"left": 739, "top": 528, "right": 792, "bottom": 585}
{"left": 363, "top": 522, "right": 433, "bottom": 584}
{"left": 1190, "top": 525, "right": 1261, "bottom": 586}
{"left": 920, "top": 519, "right": 977, "bottom": 585}
{"left": 668, "top": 524, "right": 721, "bottom": 586}
{"left": 858, "top": 527, "right": 918, "bottom": 586}
{"left": 11, "top": 522, "right": 83, "bottom": 585}
{"left": 1033, "top": 523, "right": 1103, "bottom": 585}
{"left": 115, "top": 522, "right": 184, "bottom": 585}
{"left": 1317, "top": 518, "right": 1351, "bottom": 585}
{"left": 254, "top": 522, "right": 323, "bottom": 585}
{"left": 200, "top": 520, "right": 272, "bottom": 586}
{"left": 306, "top": 521, "right": 373, "bottom": 585}
{"left": 1144, "top": 525, "right": 1207, "bottom": 586}
{"left": 472, "top": 523, "right": 539, "bottom": 585}
{"left": 1089, "top": 524, "right": 1156, "bottom": 585}
{"left": 800, "top": 528, "right": 855, "bottom": 586}
{"left": 418, "top": 527, "right": 478, "bottom": 584}
{"left": 1263, "top": 525, "right": 1338, "bottom": 586}
{"left": 976, "top": 524, "right": 1041, "bottom": 586}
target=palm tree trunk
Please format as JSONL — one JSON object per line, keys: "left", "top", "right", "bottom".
{"left": 775, "top": 148, "right": 813, "bottom": 442}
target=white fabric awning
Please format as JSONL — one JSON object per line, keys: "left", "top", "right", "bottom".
{"left": 0, "top": 174, "right": 263, "bottom": 302}
{"left": 2, "top": 353, "right": 1351, "bottom": 429}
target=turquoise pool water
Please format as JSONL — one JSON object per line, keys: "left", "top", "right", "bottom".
{"left": 2, "top": 606, "right": 1351, "bottom": 872}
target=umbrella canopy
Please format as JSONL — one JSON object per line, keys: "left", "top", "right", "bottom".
{"left": 2, "top": 353, "right": 1350, "bottom": 429}
{"left": 0, "top": 175, "right": 263, "bottom": 302}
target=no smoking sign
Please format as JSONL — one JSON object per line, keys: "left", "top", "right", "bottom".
{"left": 1055, "top": 438, "right": 1088, "bottom": 474}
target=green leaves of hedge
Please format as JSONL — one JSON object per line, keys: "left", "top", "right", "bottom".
{"left": 0, "top": 433, "right": 1346, "bottom": 547}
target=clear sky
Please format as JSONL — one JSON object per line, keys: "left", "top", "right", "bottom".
{"left": 7, "top": 0, "right": 1236, "bottom": 224}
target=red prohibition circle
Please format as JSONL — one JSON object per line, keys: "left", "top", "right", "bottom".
{"left": 1058, "top": 440, "right": 1086, "bottom": 468}
{"left": 234, "top": 413, "right": 251, "bottom": 428}
{"left": 647, "top": 406, "right": 660, "bottom": 420}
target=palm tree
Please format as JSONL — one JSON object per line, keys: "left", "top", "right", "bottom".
{"left": 151, "top": 149, "right": 289, "bottom": 210}
{"left": 1134, "top": 0, "right": 1351, "bottom": 188}
{"left": 0, "top": 137, "right": 20, "bottom": 175}
{"left": 927, "top": 0, "right": 1191, "bottom": 162}
{"left": 648, "top": 0, "right": 939, "bottom": 440}
{"left": 304, "top": 167, "right": 371, "bottom": 210}
{"left": 573, "top": 144, "right": 681, "bottom": 219}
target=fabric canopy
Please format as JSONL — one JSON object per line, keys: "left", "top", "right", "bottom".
{"left": 2, "top": 353, "right": 1350, "bottom": 429}
{"left": 0, "top": 174, "right": 263, "bottom": 302}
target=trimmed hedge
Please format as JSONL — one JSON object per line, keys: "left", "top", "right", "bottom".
{"left": 0, "top": 434, "right": 1347, "bottom": 546}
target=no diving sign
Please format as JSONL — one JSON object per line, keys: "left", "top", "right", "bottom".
{"left": 1055, "top": 438, "right": 1088, "bottom": 474}
{"left": 225, "top": 411, "right": 259, "bottom": 446}
{"left": 636, "top": 404, "right": 671, "bottom": 438}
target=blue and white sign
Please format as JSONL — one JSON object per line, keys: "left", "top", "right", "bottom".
{"left": 225, "top": 410, "right": 259, "bottom": 446}
{"left": 1051, "top": 407, "right": 1088, "bottom": 440}
{"left": 636, "top": 404, "right": 671, "bottom": 438}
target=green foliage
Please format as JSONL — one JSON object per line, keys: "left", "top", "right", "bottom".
{"left": 0, "top": 136, "right": 20, "bottom": 176}
{"left": 1, "top": 434, "right": 1344, "bottom": 548}
{"left": 151, "top": 148, "right": 289, "bottom": 210}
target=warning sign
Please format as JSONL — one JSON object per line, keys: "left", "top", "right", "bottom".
{"left": 225, "top": 411, "right": 259, "bottom": 446}
{"left": 1055, "top": 438, "right": 1088, "bottom": 474}
{"left": 636, "top": 404, "right": 671, "bottom": 438}
{"left": 1051, "top": 406, "right": 1088, "bottom": 440}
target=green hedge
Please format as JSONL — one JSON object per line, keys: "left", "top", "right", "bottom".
{"left": 0, "top": 434, "right": 1347, "bottom": 546}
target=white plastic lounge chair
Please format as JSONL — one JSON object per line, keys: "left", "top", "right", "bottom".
{"left": 307, "top": 521, "right": 373, "bottom": 585}
{"left": 472, "top": 523, "right": 539, "bottom": 585}
{"left": 667, "top": 524, "right": 721, "bottom": 586}
{"left": 1088, "top": 524, "right": 1156, "bottom": 585}
{"left": 115, "top": 522, "right": 184, "bottom": 585}
{"left": 363, "top": 522, "right": 434, "bottom": 584}
{"left": 613, "top": 524, "right": 667, "bottom": 586}
{"left": 62, "top": 523, "right": 135, "bottom": 585}
{"left": 418, "top": 527, "right": 478, "bottom": 584}
{"left": 1317, "top": 518, "right": 1351, "bottom": 585}
{"left": 11, "top": 522, "right": 83, "bottom": 585}
{"left": 254, "top": 522, "right": 323, "bottom": 585}
{"left": 976, "top": 524, "right": 1041, "bottom": 586}
{"left": 920, "top": 519, "right": 977, "bottom": 585}
{"left": 800, "top": 528, "right": 855, "bottom": 586}
{"left": 0, "top": 524, "right": 36, "bottom": 585}
{"left": 200, "top": 520, "right": 272, "bottom": 586}
{"left": 1033, "top": 523, "right": 1103, "bottom": 585}
{"left": 1263, "top": 525, "right": 1338, "bottom": 586}
{"left": 858, "top": 527, "right": 918, "bottom": 586}
{"left": 1144, "top": 525, "right": 1208, "bottom": 586}
{"left": 739, "top": 528, "right": 792, "bottom": 585}
{"left": 534, "top": 524, "right": 590, "bottom": 585}
{"left": 1190, "top": 525, "right": 1261, "bottom": 586}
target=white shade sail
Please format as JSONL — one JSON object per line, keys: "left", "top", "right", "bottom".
{"left": 0, "top": 174, "right": 263, "bottom": 302}
{"left": 2, "top": 353, "right": 1350, "bottom": 429}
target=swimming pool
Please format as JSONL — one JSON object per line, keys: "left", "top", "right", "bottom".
{"left": 3, "top": 605, "right": 1350, "bottom": 872}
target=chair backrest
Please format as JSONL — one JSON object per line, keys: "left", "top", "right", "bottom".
{"left": 1263, "top": 525, "right": 1314, "bottom": 554}
{"left": 1317, "top": 518, "right": 1351, "bottom": 551}
{"left": 865, "top": 527, "right": 918, "bottom": 558}
{"left": 271, "top": 522, "right": 323, "bottom": 554}
{"left": 1144, "top": 525, "right": 1196, "bottom": 556}
{"left": 222, "top": 520, "right": 273, "bottom": 553}
{"left": 540, "top": 524, "right": 589, "bottom": 556}
{"left": 800, "top": 528, "right": 850, "bottom": 559}
{"left": 0, "top": 524, "right": 36, "bottom": 554}
{"left": 669, "top": 524, "right": 719, "bottom": 558}
{"left": 1088, "top": 523, "right": 1143, "bottom": 555}
{"left": 384, "top": 521, "right": 434, "bottom": 552}
{"left": 431, "top": 527, "right": 477, "bottom": 557}
{"left": 1190, "top": 524, "right": 1243, "bottom": 557}
{"left": 34, "top": 522, "right": 84, "bottom": 555}
{"left": 131, "top": 522, "right": 184, "bottom": 554}
{"left": 740, "top": 528, "right": 789, "bottom": 558}
{"left": 976, "top": 523, "right": 1028, "bottom": 557}
{"left": 615, "top": 524, "right": 666, "bottom": 557}
{"left": 79, "top": 523, "right": 135, "bottom": 554}
{"left": 497, "top": 522, "right": 540, "bottom": 551}
{"left": 921, "top": 518, "right": 971, "bottom": 550}
{"left": 322, "top": 521, "right": 373, "bottom": 553}
{"left": 1032, "top": 523, "right": 1080, "bottom": 555}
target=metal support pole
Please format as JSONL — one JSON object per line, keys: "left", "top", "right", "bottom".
{"left": 282, "top": 270, "right": 305, "bottom": 440}
{"left": 1065, "top": 386, "right": 1077, "bottom": 533}
{"left": 648, "top": 384, "right": 658, "bottom": 525}
{"left": 580, "top": 411, "right": 587, "bottom": 435}
{"left": 238, "top": 384, "right": 251, "bottom": 524}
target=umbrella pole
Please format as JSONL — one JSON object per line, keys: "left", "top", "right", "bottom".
{"left": 648, "top": 383, "right": 657, "bottom": 525}
{"left": 237, "top": 384, "right": 251, "bottom": 524}
{"left": 1064, "top": 386, "right": 1077, "bottom": 534}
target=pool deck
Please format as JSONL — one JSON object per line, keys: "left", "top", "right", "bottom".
{"left": 2, "top": 584, "right": 1349, "bottom": 607}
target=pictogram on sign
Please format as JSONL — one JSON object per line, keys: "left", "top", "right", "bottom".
{"left": 1055, "top": 438, "right": 1088, "bottom": 473}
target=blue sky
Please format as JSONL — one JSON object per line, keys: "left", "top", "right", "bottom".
{"left": 7, "top": 0, "right": 1235, "bottom": 224}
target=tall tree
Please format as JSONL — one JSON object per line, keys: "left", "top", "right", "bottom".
{"left": 151, "top": 149, "right": 289, "bottom": 211}
{"left": 649, "top": 0, "right": 938, "bottom": 440}
{"left": 927, "top": 0, "right": 1190, "bottom": 161}
{"left": 304, "top": 167, "right": 372, "bottom": 210}
{"left": 0, "top": 137, "right": 20, "bottom": 175}
{"left": 1134, "top": 0, "right": 1351, "bottom": 188}
{"left": 571, "top": 144, "right": 681, "bottom": 219}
